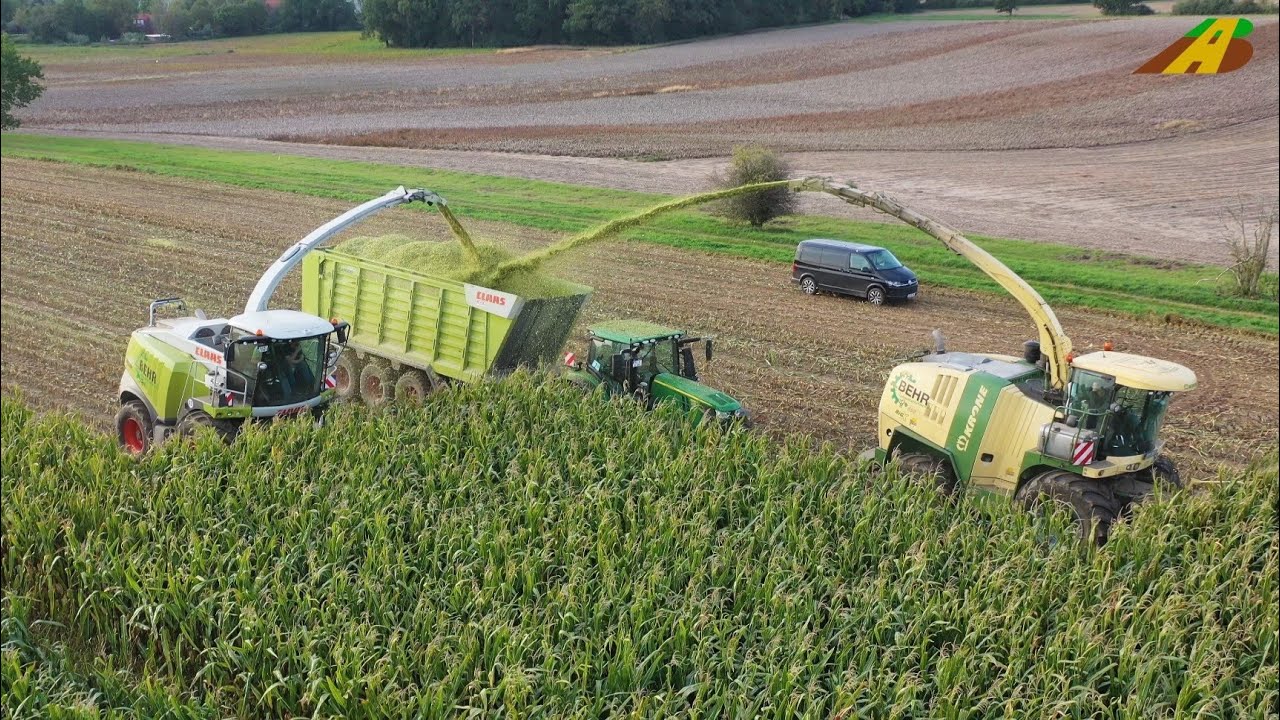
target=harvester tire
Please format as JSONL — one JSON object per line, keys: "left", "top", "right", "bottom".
{"left": 359, "top": 362, "right": 395, "bottom": 407}
{"left": 1115, "top": 455, "right": 1183, "bottom": 515}
{"left": 394, "top": 369, "right": 440, "bottom": 403}
{"left": 895, "top": 451, "right": 957, "bottom": 495}
{"left": 115, "top": 401, "right": 154, "bottom": 456}
{"left": 176, "top": 409, "right": 240, "bottom": 444}
{"left": 1016, "top": 470, "right": 1119, "bottom": 546}
{"left": 332, "top": 353, "right": 363, "bottom": 402}
{"left": 866, "top": 286, "right": 886, "bottom": 306}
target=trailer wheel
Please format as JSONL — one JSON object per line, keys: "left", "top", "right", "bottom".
{"left": 359, "top": 362, "right": 395, "bottom": 407}
{"left": 176, "top": 409, "right": 240, "bottom": 444}
{"left": 1016, "top": 469, "right": 1119, "bottom": 546}
{"left": 394, "top": 369, "right": 440, "bottom": 403}
{"left": 115, "top": 401, "right": 154, "bottom": 456}
{"left": 894, "top": 451, "right": 956, "bottom": 495}
{"left": 332, "top": 353, "right": 363, "bottom": 402}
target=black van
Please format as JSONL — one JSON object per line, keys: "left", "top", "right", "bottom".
{"left": 791, "top": 239, "right": 918, "bottom": 306}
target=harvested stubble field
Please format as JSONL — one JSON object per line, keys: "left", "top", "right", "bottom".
{"left": 1, "top": 159, "right": 1276, "bottom": 482}
{"left": 21, "top": 13, "right": 1280, "bottom": 268}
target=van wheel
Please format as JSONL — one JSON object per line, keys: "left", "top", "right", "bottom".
{"left": 866, "top": 286, "right": 886, "bottom": 306}
{"left": 800, "top": 276, "right": 817, "bottom": 295}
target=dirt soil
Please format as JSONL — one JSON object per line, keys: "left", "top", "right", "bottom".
{"left": 3, "top": 159, "right": 1275, "bottom": 479}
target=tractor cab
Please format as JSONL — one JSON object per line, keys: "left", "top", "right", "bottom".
{"left": 1053, "top": 351, "right": 1197, "bottom": 464}
{"left": 564, "top": 320, "right": 747, "bottom": 422}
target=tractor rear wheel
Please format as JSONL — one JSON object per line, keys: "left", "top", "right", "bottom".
{"left": 1016, "top": 470, "right": 1120, "bottom": 546}
{"left": 895, "top": 451, "right": 957, "bottom": 495}
{"left": 115, "top": 401, "right": 154, "bottom": 456}
{"left": 332, "top": 352, "right": 363, "bottom": 402}
{"left": 176, "top": 409, "right": 240, "bottom": 444}
{"left": 394, "top": 368, "right": 441, "bottom": 403}
{"left": 359, "top": 362, "right": 395, "bottom": 407}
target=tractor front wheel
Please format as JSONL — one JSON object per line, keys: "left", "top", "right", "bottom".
{"left": 115, "top": 401, "right": 154, "bottom": 456}
{"left": 176, "top": 409, "right": 241, "bottom": 444}
{"left": 1016, "top": 470, "right": 1119, "bottom": 546}
{"left": 895, "top": 451, "right": 957, "bottom": 495}
{"left": 359, "top": 362, "right": 396, "bottom": 407}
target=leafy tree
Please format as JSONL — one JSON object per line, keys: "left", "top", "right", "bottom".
{"left": 276, "top": 0, "right": 358, "bottom": 32}
{"left": 1093, "top": 0, "right": 1152, "bottom": 13}
{"left": 994, "top": 0, "right": 1016, "bottom": 14}
{"left": 2, "top": 32, "right": 43, "bottom": 130}
{"left": 712, "top": 145, "right": 798, "bottom": 228}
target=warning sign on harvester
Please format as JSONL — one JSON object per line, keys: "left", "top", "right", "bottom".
{"left": 463, "top": 284, "right": 524, "bottom": 319}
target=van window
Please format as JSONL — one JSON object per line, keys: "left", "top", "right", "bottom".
{"left": 797, "top": 245, "right": 818, "bottom": 264}
{"left": 849, "top": 253, "right": 873, "bottom": 271}
{"left": 819, "top": 248, "right": 846, "bottom": 269}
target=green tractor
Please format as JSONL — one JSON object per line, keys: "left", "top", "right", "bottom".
{"left": 561, "top": 320, "right": 750, "bottom": 425}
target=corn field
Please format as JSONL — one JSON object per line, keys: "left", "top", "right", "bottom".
{"left": 2, "top": 377, "right": 1277, "bottom": 718}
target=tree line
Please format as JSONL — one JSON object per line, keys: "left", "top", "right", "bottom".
{"left": 2, "top": 0, "right": 356, "bottom": 42}
{"left": 362, "top": 0, "right": 924, "bottom": 48}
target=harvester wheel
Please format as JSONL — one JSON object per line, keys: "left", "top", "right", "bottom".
{"left": 359, "top": 362, "right": 395, "bottom": 407}
{"left": 800, "top": 276, "right": 818, "bottom": 295}
{"left": 394, "top": 369, "right": 440, "bottom": 403}
{"left": 332, "top": 353, "right": 364, "bottom": 402}
{"left": 895, "top": 451, "right": 957, "bottom": 495}
{"left": 176, "top": 409, "right": 240, "bottom": 444}
{"left": 1016, "top": 470, "right": 1119, "bottom": 546}
{"left": 115, "top": 401, "right": 154, "bottom": 456}
{"left": 1115, "top": 455, "right": 1183, "bottom": 515}
{"left": 866, "top": 286, "right": 886, "bottom": 306}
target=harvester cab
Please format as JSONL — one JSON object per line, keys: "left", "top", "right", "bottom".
{"left": 564, "top": 321, "right": 749, "bottom": 424}
{"left": 115, "top": 187, "right": 437, "bottom": 455}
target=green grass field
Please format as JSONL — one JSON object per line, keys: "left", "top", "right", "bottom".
{"left": 12, "top": 31, "right": 491, "bottom": 64}
{"left": 2, "top": 382, "right": 1276, "bottom": 717}
{"left": 4, "top": 134, "right": 1276, "bottom": 333}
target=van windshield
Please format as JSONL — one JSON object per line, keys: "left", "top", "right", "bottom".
{"left": 866, "top": 249, "right": 903, "bottom": 270}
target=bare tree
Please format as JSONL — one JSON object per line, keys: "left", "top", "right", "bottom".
{"left": 1220, "top": 201, "right": 1277, "bottom": 298}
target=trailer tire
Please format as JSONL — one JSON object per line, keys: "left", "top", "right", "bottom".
{"left": 115, "top": 400, "right": 154, "bottom": 456}
{"left": 895, "top": 451, "right": 957, "bottom": 495}
{"left": 332, "top": 353, "right": 363, "bottom": 402}
{"left": 1016, "top": 469, "right": 1119, "bottom": 546}
{"left": 359, "top": 362, "right": 395, "bottom": 407}
{"left": 394, "top": 368, "right": 440, "bottom": 403}
{"left": 176, "top": 409, "right": 240, "bottom": 444}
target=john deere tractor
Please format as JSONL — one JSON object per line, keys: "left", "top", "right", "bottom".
{"left": 788, "top": 178, "right": 1197, "bottom": 544}
{"left": 562, "top": 320, "right": 750, "bottom": 425}
{"left": 115, "top": 187, "right": 440, "bottom": 454}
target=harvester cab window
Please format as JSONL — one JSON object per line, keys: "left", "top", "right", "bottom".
{"left": 1066, "top": 370, "right": 1115, "bottom": 431}
{"left": 1106, "top": 387, "right": 1171, "bottom": 457}
{"left": 249, "top": 336, "right": 327, "bottom": 407}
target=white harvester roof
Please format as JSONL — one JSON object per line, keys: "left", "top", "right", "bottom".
{"left": 229, "top": 310, "right": 334, "bottom": 340}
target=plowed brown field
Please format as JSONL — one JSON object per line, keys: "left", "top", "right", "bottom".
{"left": 2, "top": 159, "right": 1275, "bottom": 478}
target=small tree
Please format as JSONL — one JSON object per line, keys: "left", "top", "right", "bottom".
{"left": 2, "top": 33, "right": 43, "bottom": 131}
{"left": 712, "top": 145, "right": 798, "bottom": 228}
{"left": 1220, "top": 201, "right": 1277, "bottom": 298}
{"left": 994, "top": 0, "right": 1017, "bottom": 15}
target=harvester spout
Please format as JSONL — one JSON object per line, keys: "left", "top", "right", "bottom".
{"left": 244, "top": 186, "right": 445, "bottom": 314}
{"left": 788, "top": 177, "right": 1073, "bottom": 392}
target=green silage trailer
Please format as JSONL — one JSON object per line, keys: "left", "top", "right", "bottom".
{"left": 301, "top": 249, "right": 591, "bottom": 403}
